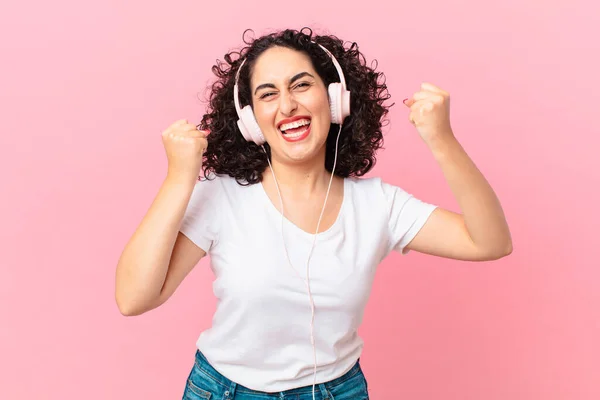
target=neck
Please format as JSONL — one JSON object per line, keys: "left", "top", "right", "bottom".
{"left": 264, "top": 155, "right": 332, "bottom": 199}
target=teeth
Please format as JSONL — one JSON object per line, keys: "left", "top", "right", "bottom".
{"left": 280, "top": 119, "right": 311, "bottom": 132}
{"left": 284, "top": 127, "right": 309, "bottom": 138}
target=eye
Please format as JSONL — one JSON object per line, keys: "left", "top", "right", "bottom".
{"left": 294, "top": 82, "right": 311, "bottom": 90}
{"left": 259, "top": 92, "right": 276, "bottom": 99}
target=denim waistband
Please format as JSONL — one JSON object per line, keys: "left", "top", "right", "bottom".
{"left": 193, "top": 350, "right": 363, "bottom": 395}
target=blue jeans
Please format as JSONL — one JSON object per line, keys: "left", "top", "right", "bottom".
{"left": 183, "top": 350, "right": 370, "bottom": 400}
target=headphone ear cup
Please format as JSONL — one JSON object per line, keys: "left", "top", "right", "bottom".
{"left": 328, "top": 83, "right": 341, "bottom": 124}
{"left": 238, "top": 105, "right": 266, "bottom": 145}
{"left": 328, "top": 83, "right": 351, "bottom": 125}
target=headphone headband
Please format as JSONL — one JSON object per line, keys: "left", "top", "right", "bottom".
{"left": 313, "top": 43, "right": 347, "bottom": 90}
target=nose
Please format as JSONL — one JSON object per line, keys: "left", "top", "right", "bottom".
{"left": 278, "top": 90, "right": 298, "bottom": 116}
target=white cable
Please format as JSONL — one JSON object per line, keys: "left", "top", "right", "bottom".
{"left": 262, "top": 124, "right": 342, "bottom": 400}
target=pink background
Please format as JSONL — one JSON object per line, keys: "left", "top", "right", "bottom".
{"left": 1, "top": 0, "right": 599, "bottom": 399}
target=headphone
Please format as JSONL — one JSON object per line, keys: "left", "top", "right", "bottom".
{"left": 233, "top": 42, "right": 351, "bottom": 145}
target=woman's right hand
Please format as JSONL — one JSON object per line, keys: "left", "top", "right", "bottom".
{"left": 161, "top": 119, "right": 208, "bottom": 184}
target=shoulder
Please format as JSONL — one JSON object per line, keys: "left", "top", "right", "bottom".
{"left": 196, "top": 173, "right": 250, "bottom": 190}
{"left": 342, "top": 176, "right": 388, "bottom": 212}
{"left": 345, "top": 175, "right": 424, "bottom": 214}
{"left": 193, "top": 173, "right": 257, "bottom": 203}
{"left": 344, "top": 175, "right": 401, "bottom": 199}
{"left": 190, "top": 174, "right": 235, "bottom": 200}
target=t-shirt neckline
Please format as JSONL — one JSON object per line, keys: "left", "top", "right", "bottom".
{"left": 255, "top": 177, "right": 348, "bottom": 239}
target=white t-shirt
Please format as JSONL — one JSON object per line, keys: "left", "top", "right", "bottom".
{"left": 179, "top": 174, "right": 437, "bottom": 392}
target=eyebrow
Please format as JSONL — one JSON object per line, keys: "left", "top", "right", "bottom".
{"left": 254, "top": 72, "right": 315, "bottom": 95}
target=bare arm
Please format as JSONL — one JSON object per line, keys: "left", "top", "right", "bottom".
{"left": 115, "top": 177, "right": 206, "bottom": 316}
{"left": 405, "top": 136, "right": 512, "bottom": 260}
{"left": 403, "top": 83, "right": 512, "bottom": 261}
{"left": 115, "top": 119, "right": 209, "bottom": 315}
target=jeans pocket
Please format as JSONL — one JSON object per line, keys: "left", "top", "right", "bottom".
{"left": 183, "top": 361, "right": 223, "bottom": 400}
{"left": 328, "top": 370, "right": 369, "bottom": 400}
{"left": 184, "top": 378, "right": 212, "bottom": 399}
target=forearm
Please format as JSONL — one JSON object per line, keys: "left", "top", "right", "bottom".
{"left": 115, "top": 175, "right": 196, "bottom": 312}
{"left": 429, "top": 132, "right": 512, "bottom": 253}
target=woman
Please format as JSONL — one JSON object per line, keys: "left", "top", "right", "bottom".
{"left": 115, "top": 28, "right": 512, "bottom": 400}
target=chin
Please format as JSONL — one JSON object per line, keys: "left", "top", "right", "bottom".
{"left": 277, "top": 137, "right": 327, "bottom": 164}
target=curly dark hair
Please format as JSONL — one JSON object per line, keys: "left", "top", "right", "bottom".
{"left": 197, "top": 27, "right": 393, "bottom": 185}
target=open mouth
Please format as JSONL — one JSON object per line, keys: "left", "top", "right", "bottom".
{"left": 278, "top": 118, "right": 311, "bottom": 141}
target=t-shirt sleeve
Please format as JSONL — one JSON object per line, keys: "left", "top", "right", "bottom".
{"left": 381, "top": 180, "right": 438, "bottom": 255}
{"left": 179, "top": 177, "right": 223, "bottom": 253}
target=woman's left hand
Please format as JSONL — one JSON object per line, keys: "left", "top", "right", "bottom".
{"left": 403, "top": 82, "right": 454, "bottom": 146}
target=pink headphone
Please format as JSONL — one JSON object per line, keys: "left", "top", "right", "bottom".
{"left": 233, "top": 42, "right": 351, "bottom": 145}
